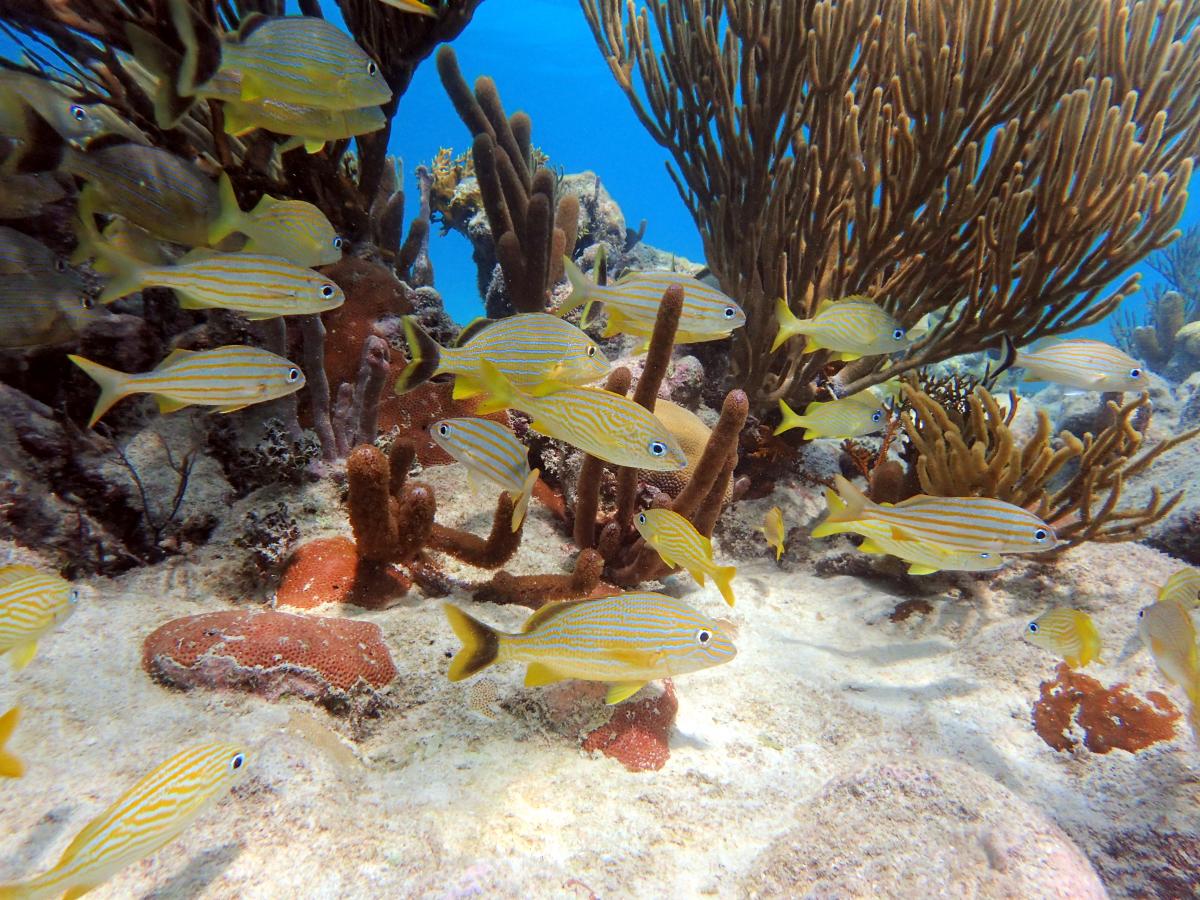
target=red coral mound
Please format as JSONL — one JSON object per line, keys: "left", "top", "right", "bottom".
{"left": 1032, "top": 663, "right": 1179, "bottom": 753}
{"left": 143, "top": 609, "right": 397, "bottom": 714}
{"left": 582, "top": 680, "right": 678, "bottom": 771}
{"left": 276, "top": 536, "right": 410, "bottom": 610}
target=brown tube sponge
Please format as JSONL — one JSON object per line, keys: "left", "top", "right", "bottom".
{"left": 472, "top": 549, "right": 605, "bottom": 609}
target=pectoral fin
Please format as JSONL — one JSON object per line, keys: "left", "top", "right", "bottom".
{"left": 605, "top": 682, "right": 647, "bottom": 705}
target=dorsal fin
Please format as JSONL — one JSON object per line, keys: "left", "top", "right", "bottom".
{"left": 521, "top": 597, "right": 595, "bottom": 633}
{"left": 815, "top": 297, "right": 837, "bottom": 314}
{"left": 0, "top": 564, "right": 41, "bottom": 586}
{"left": 158, "top": 347, "right": 199, "bottom": 368}
{"left": 235, "top": 12, "right": 271, "bottom": 42}
{"left": 453, "top": 317, "right": 496, "bottom": 347}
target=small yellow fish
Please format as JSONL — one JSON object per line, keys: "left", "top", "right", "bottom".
{"left": 431, "top": 417, "right": 539, "bottom": 532}
{"left": 1014, "top": 338, "right": 1149, "bottom": 392}
{"left": 475, "top": 360, "right": 687, "bottom": 472}
{"left": 560, "top": 256, "right": 746, "bottom": 343}
{"left": 395, "top": 313, "right": 609, "bottom": 399}
{"left": 70, "top": 345, "right": 306, "bottom": 427}
{"left": 0, "top": 565, "right": 79, "bottom": 671}
{"left": 222, "top": 100, "right": 385, "bottom": 154}
{"left": 376, "top": 0, "right": 437, "bottom": 14}
{"left": 634, "top": 508, "right": 737, "bottom": 606}
{"left": 0, "top": 72, "right": 139, "bottom": 148}
{"left": 0, "top": 707, "right": 23, "bottom": 778}
{"left": 812, "top": 475, "right": 1057, "bottom": 554}
{"left": 775, "top": 392, "right": 886, "bottom": 439}
{"left": 444, "top": 592, "right": 737, "bottom": 705}
{"left": 1138, "top": 598, "right": 1199, "bottom": 689}
{"left": 0, "top": 743, "right": 247, "bottom": 899}
{"left": 206, "top": 177, "right": 343, "bottom": 266}
{"left": 1024, "top": 608, "right": 1103, "bottom": 668}
{"left": 760, "top": 506, "right": 785, "bottom": 561}
{"left": 772, "top": 295, "right": 909, "bottom": 360}
{"left": 1157, "top": 567, "right": 1200, "bottom": 609}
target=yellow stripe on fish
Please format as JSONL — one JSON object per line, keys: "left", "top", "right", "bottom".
{"left": 0, "top": 743, "right": 247, "bottom": 899}
{"left": 206, "top": 174, "right": 344, "bottom": 266}
{"left": 1014, "top": 338, "right": 1149, "bottom": 392}
{"left": 1024, "top": 608, "right": 1103, "bottom": 668}
{"left": 760, "top": 506, "right": 785, "bottom": 561}
{"left": 70, "top": 345, "right": 306, "bottom": 427}
{"left": 1158, "top": 567, "right": 1200, "bottom": 609}
{"left": 431, "top": 417, "right": 539, "bottom": 532}
{"left": 444, "top": 591, "right": 737, "bottom": 705}
{"left": 634, "top": 508, "right": 737, "bottom": 607}
{"left": 474, "top": 359, "right": 687, "bottom": 471}
{"left": 775, "top": 391, "right": 886, "bottom": 439}
{"left": 1138, "top": 598, "right": 1199, "bottom": 689}
{"left": 560, "top": 256, "right": 745, "bottom": 341}
{"left": 812, "top": 475, "right": 1057, "bottom": 554}
{"left": 0, "top": 565, "right": 78, "bottom": 671}
{"left": 772, "top": 295, "right": 909, "bottom": 360}
{"left": 394, "top": 313, "right": 609, "bottom": 398}
{"left": 222, "top": 99, "right": 385, "bottom": 154}
{"left": 0, "top": 707, "right": 24, "bottom": 778}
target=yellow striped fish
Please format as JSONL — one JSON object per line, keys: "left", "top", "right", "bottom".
{"left": 476, "top": 360, "right": 687, "bottom": 471}
{"left": 1158, "top": 567, "right": 1200, "bottom": 609}
{"left": 431, "top": 417, "right": 539, "bottom": 532}
{"left": 222, "top": 99, "right": 385, "bottom": 154}
{"left": 772, "top": 296, "right": 909, "bottom": 360}
{"left": 444, "top": 592, "right": 737, "bottom": 705}
{"left": 1014, "top": 338, "right": 1149, "bottom": 392}
{"left": 634, "top": 509, "right": 737, "bottom": 607}
{"left": 0, "top": 707, "right": 23, "bottom": 778}
{"left": 760, "top": 506, "right": 785, "bottom": 561}
{"left": 70, "top": 345, "right": 306, "bottom": 427}
{"left": 812, "top": 475, "right": 1057, "bottom": 554}
{"left": 823, "top": 489, "right": 1006, "bottom": 574}
{"left": 0, "top": 565, "right": 78, "bottom": 671}
{"left": 395, "top": 314, "right": 609, "bottom": 399}
{"left": 64, "top": 144, "right": 231, "bottom": 248}
{"left": 1138, "top": 598, "right": 1199, "bottom": 689}
{"left": 0, "top": 72, "right": 139, "bottom": 148}
{"left": 206, "top": 176, "right": 343, "bottom": 265}
{"left": 1024, "top": 608, "right": 1103, "bottom": 668}
{"left": 775, "top": 393, "right": 886, "bottom": 439}
{"left": 0, "top": 742, "right": 247, "bottom": 899}
{"left": 377, "top": 0, "right": 437, "bottom": 14}
{"left": 560, "top": 256, "right": 745, "bottom": 342}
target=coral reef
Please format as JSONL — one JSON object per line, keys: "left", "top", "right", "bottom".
{"left": 276, "top": 535, "right": 411, "bottom": 611}
{"left": 583, "top": 0, "right": 1200, "bottom": 411}
{"left": 1032, "top": 663, "right": 1179, "bottom": 753}
{"left": 142, "top": 609, "right": 397, "bottom": 715}
{"left": 1114, "top": 225, "right": 1200, "bottom": 379}
{"left": 581, "top": 680, "right": 678, "bottom": 772}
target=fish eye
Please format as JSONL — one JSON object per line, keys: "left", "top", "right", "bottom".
{"left": 437, "top": 423, "right": 450, "bottom": 436}
{"left": 230, "top": 753, "right": 245, "bottom": 771}
{"left": 586, "top": 345, "right": 596, "bottom": 357}
{"left": 54, "top": 258, "right": 68, "bottom": 273}
{"left": 979, "top": 553, "right": 991, "bottom": 560}
{"left": 871, "top": 411, "right": 882, "bottom": 422}
{"left": 892, "top": 327, "right": 905, "bottom": 341}
{"left": 1138, "top": 609, "right": 1145, "bottom": 618}
{"left": 68, "top": 588, "right": 81, "bottom": 604}
{"left": 637, "top": 513, "right": 647, "bottom": 525}
{"left": 648, "top": 441, "right": 667, "bottom": 457}
{"left": 696, "top": 629, "right": 712, "bottom": 645}
{"left": 367, "top": 60, "right": 378, "bottom": 76}
{"left": 320, "top": 284, "right": 336, "bottom": 298}
{"left": 81, "top": 296, "right": 95, "bottom": 310}
{"left": 1034, "top": 528, "right": 1048, "bottom": 542}
{"left": 1130, "top": 368, "right": 1142, "bottom": 379}
{"left": 724, "top": 307, "right": 736, "bottom": 319}
{"left": 286, "top": 367, "right": 301, "bottom": 383}
{"left": 69, "top": 104, "right": 86, "bottom": 121}
{"left": 1027, "top": 622, "right": 1038, "bottom": 633}
{"left": 333, "top": 236, "right": 345, "bottom": 250}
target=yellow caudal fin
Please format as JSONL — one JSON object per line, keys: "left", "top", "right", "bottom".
{"left": 713, "top": 564, "right": 737, "bottom": 607}
{"left": 810, "top": 476, "right": 870, "bottom": 539}
{"left": 473, "top": 359, "right": 520, "bottom": 416}
{"left": 510, "top": 468, "right": 538, "bottom": 532}
{"left": 393, "top": 317, "right": 442, "bottom": 394}
{"left": 771, "top": 298, "right": 810, "bottom": 353}
{"left": 207, "top": 171, "right": 247, "bottom": 246}
{"left": 0, "top": 707, "right": 23, "bottom": 778}
{"left": 557, "top": 255, "right": 592, "bottom": 319}
{"left": 124, "top": 23, "right": 194, "bottom": 129}
{"left": 77, "top": 209, "right": 144, "bottom": 305}
{"left": 773, "top": 399, "right": 807, "bottom": 436}
{"left": 443, "top": 604, "right": 501, "bottom": 681}
{"left": 67, "top": 354, "right": 132, "bottom": 428}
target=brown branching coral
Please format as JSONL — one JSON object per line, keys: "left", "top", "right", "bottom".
{"left": 901, "top": 382, "right": 1199, "bottom": 551}
{"left": 436, "top": 45, "right": 580, "bottom": 315}
{"left": 582, "top": 0, "right": 1200, "bottom": 411}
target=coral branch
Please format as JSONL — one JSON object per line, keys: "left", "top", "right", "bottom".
{"left": 471, "top": 548, "right": 605, "bottom": 609}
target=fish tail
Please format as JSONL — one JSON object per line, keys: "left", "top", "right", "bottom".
{"left": 124, "top": 23, "right": 194, "bottom": 128}
{"left": 0, "top": 707, "right": 22, "bottom": 778}
{"left": 444, "top": 604, "right": 501, "bottom": 681}
{"left": 713, "top": 565, "right": 737, "bottom": 607}
{"left": 770, "top": 298, "right": 809, "bottom": 352}
{"left": 207, "top": 172, "right": 246, "bottom": 245}
{"left": 773, "top": 399, "right": 807, "bottom": 436}
{"left": 393, "top": 317, "right": 442, "bottom": 394}
{"left": 557, "top": 255, "right": 591, "bottom": 319}
{"left": 810, "top": 476, "right": 870, "bottom": 538}
{"left": 473, "top": 359, "right": 518, "bottom": 416}
{"left": 68, "top": 354, "right": 132, "bottom": 428}
{"left": 82, "top": 213, "right": 144, "bottom": 304}
{"left": 510, "top": 468, "right": 538, "bottom": 533}
{"left": 168, "top": 0, "right": 203, "bottom": 96}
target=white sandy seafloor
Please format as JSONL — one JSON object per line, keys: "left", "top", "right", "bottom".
{"left": 0, "top": 453, "right": 1198, "bottom": 899}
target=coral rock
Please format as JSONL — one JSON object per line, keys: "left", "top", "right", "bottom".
{"left": 1032, "top": 663, "right": 1180, "bottom": 753}
{"left": 581, "top": 680, "right": 677, "bottom": 772}
{"left": 276, "top": 536, "right": 411, "bottom": 610}
{"left": 142, "top": 609, "right": 397, "bottom": 713}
